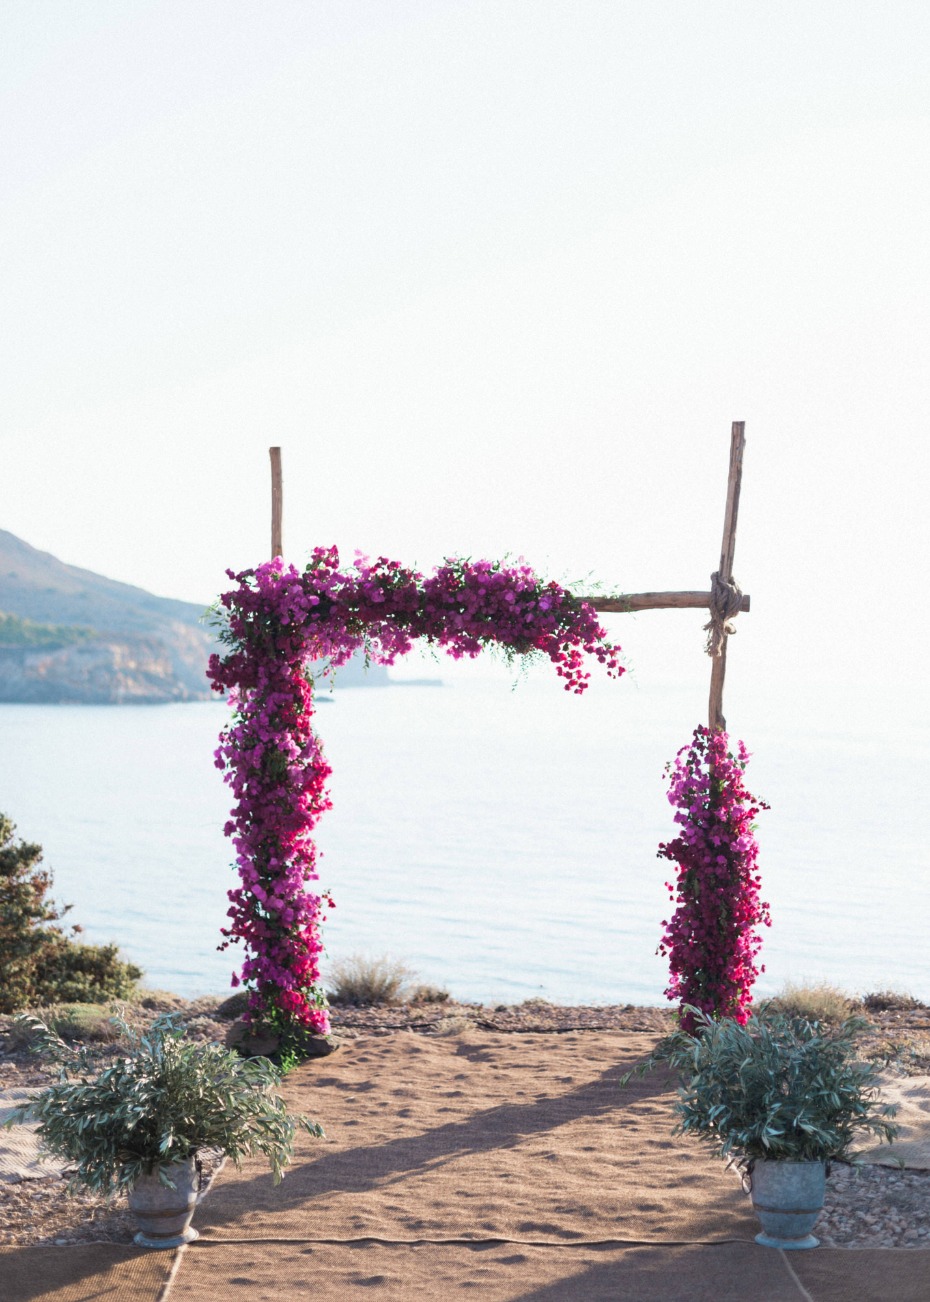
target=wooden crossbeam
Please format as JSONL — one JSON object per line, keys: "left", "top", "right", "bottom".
{"left": 587, "top": 591, "right": 750, "bottom": 614}
{"left": 269, "top": 421, "right": 749, "bottom": 731}
{"left": 582, "top": 420, "right": 748, "bottom": 733}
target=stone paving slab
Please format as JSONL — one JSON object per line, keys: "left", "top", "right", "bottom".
{"left": 853, "top": 1074, "right": 930, "bottom": 1169}
{"left": 0, "top": 1090, "right": 73, "bottom": 1183}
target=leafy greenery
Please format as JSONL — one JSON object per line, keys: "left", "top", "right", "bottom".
{"left": 0, "top": 610, "right": 97, "bottom": 648}
{"left": 4, "top": 1012, "right": 323, "bottom": 1194}
{"left": 0, "top": 813, "right": 68, "bottom": 1007}
{"left": 31, "top": 937, "right": 141, "bottom": 1006}
{"left": 624, "top": 1005, "right": 899, "bottom": 1165}
{"left": 0, "top": 813, "right": 142, "bottom": 1012}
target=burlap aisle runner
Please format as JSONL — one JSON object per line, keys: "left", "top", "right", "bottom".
{"left": 192, "top": 1030, "right": 759, "bottom": 1246}
{"left": 0, "top": 1245, "right": 177, "bottom": 1302}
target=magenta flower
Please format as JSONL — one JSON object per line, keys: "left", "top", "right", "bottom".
{"left": 208, "top": 549, "right": 623, "bottom": 1036}
{"left": 657, "top": 726, "right": 770, "bottom": 1032}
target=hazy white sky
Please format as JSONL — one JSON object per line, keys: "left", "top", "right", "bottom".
{"left": 3, "top": 2, "right": 929, "bottom": 698}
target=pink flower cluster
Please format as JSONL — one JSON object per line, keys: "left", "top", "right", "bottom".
{"left": 210, "top": 666, "right": 333, "bottom": 1036}
{"left": 209, "top": 549, "right": 623, "bottom": 1034}
{"left": 657, "top": 726, "right": 771, "bottom": 1032}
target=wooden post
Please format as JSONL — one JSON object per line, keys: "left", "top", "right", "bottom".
{"left": 707, "top": 421, "right": 746, "bottom": 733}
{"left": 270, "top": 447, "right": 283, "bottom": 559}
{"left": 583, "top": 421, "right": 749, "bottom": 732}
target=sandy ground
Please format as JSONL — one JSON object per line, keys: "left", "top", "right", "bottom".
{"left": 1, "top": 995, "right": 929, "bottom": 1251}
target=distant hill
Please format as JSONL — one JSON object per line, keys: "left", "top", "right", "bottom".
{"left": 0, "top": 530, "right": 217, "bottom": 703}
{"left": 0, "top": 530, "right": 391, "bottom": 703}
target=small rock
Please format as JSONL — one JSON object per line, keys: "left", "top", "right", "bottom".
{"left": 216, "top": 993, "right": 251, "bottom": 1021}
{"left": 224, "top": 1019, "right": 280, "bottom": 1058}
{"left": 301, "top": 1035, "right": 338, "bottom": 1058}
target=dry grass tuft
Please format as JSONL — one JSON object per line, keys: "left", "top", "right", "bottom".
{"left": 430, "top": 1015, "right": 475, "bottom": 1037}
{"left": 408, "top": 984, "right": 450, "bottom": 1005}
{"left": 7, "top": 1003, "right": 123, "bottom": 1048}
{"left": 130, "top": 988, "right": 188, "bottom": 1012}
{"left": 766, "top": 980, "right": 860, "bottom": 1024}
{"left": 327, "top": 954, "right": 414, "bottom": 1006}
{"left": 862, "top": 989, "right": 924, "bottom": 1013}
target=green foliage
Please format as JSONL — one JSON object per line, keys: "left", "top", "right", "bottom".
{"left": 326, "top": 954, "right": 413, "bottom": 1006}
{"left": 0, "top": 611, "right": 97, "bottom": 648}
{"left": 0, "top": 813, "right": 141, "bottom": 1012}
{"left": 4, "top": 1012, "right": 323, "bottom": 1195}
{"left": 625, "top": 1005, "right": 899, "bottom": 1165}
{"left": 31, "top": 937, "right": 142, "bottom": 1006}
{"left": 0, "top": 812, "right": 70, "bottom": 1012}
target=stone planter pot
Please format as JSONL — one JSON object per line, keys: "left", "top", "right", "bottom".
{"left": 749, "top": 1158, "right": 826, "bottom": 1249}
{"left": 128, "top": 1155, "right": 200, "bottom": 1248}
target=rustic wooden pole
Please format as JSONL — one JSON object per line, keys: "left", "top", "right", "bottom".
{"left": 583, "top": 422, "right": 749, "bottom": 729}
{"left": 590, "top": 591, "right": 750, "bottom": 614}
{"left": 707, "top": 421, "right": 746, "bottom": 732}
{"left": 270, "top": 446, "right": 283, "bottom": 559}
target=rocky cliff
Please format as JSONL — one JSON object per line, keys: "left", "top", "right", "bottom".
{"left": 0, "top": 531, "right": 393, "bottom": 703}
{"left": 0, "top": 531, "right": 216, "bottom": 704}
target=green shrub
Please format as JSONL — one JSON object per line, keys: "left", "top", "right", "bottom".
{"left": 31, "top": 937, "right": 141, "bottom": 1005}
{"left": 0, "top": 611, "right": 97, "bottom": 649}
{"left": 626, "top": 1005, "right": 899, "bottom": 1165}
{"left": 5, "top": 1012, "right": 323, "bottom": 1194}
{"left": 0, "top": 813, "right": 142, "bottom": 1012}
{"left": 0, "top": 812, "right": 68, "bottom": 1011}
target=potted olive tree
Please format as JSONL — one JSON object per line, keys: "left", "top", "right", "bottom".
{"left": 624, "top": 1006, "right": 899, "bottom": 1249}
{"left": 4, "top": 1012, "right": 323, "bottom": 1248}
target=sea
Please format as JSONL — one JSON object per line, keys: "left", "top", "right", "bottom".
{"left": 1, "top": 664, "right": 928, "bottom": 1007}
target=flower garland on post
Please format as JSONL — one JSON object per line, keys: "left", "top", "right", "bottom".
{"left": 658, "top": 726, "right": 770, "bottom": 1032}
{"left": 208, "top": 548, "right": 623, "bottom": 1045}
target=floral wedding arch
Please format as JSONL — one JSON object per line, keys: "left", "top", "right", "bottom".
{"left": 208, "top": 548, "right": 623, "bottom": 1041}
{"left": 208, "top": 427, "right": 768, "bottom": 1046}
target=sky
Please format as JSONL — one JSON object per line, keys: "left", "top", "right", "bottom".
{"left": 3, "top": 1, "right": 929, "bottom": 704}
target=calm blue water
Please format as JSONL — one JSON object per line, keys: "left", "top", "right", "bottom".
{"left": 1, "top": 666, "right": 928, "bottom": 1005}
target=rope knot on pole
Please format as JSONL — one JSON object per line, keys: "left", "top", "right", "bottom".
{"left": 703, "top": 570, "right": 743, "bottom": 658}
